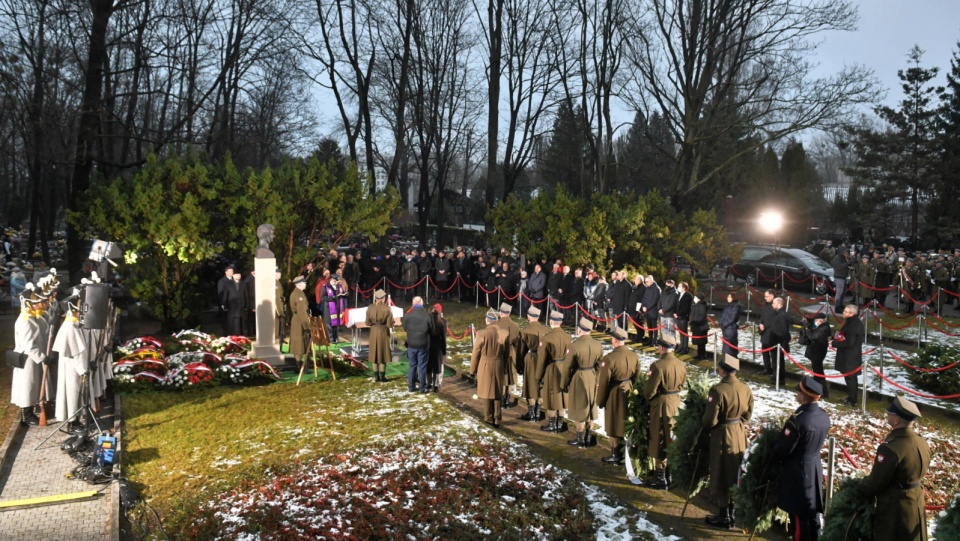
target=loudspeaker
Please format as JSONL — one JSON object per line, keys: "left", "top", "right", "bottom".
{"left": 80, "top": 284, "right": 110, "bottom": 330}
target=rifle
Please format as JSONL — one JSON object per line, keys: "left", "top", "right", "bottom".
{"left": 37, "top": 309, "right": 63, "bottom": 426}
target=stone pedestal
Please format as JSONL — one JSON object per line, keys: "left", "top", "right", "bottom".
{"left": 252, "top": 257, "right": 283, "bottom": 363}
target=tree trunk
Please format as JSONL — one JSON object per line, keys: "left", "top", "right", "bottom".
{"left": 485, "top": 0, "right": 503, "bottom": 228}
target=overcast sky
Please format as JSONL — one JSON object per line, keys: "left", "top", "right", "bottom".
{"left": 814, "top": 0, "right": 960, "bottom": 107}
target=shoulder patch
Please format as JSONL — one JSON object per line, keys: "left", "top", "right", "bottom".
{"left": 784, "top": 428, "right": 791, "bottom": 437}
{"left": 708, "top": 395, "right": 714, "bottom": 403}
{"left": 877, "top": 454, "right": 885, "bottom": 463}
{"left": 601, "top": 362, "right": 606, "bottom": 367}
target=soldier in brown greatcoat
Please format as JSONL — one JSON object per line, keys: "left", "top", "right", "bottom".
{"left": 537, "top": 311, "right": 572, "bottom": 433}
{"left": 558, "top": 318, "right": 603, "bottom": 447}
{"left": 470, "top": 309, "right": 509, "bottom": 427}
{"left": 495, "top": 302, "right": 522, "bottom": 409}
{"left": 643, "top": 332, "right": 687, "bottom": 489}
{"left": 859, "top": 396, "right": 932, "bottom": 541}
{"left": 365, "top": 289, "right": 393, "bottom": 382}
{"left": 519, "top": 306, "right": 548, "bottom": 421}
{"left": 702, "top": 355, "right": 754, "bottom": 530}
{"left": 596, "top": 326, "right": 639, "bottom": 464}
{"left": 288, "top": 276, "right": 311, "bottom": 368}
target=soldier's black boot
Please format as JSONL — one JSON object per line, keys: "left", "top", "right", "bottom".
{"left": 647, "top": 468, "right": 669, "bottom": 490}
{"left": 665, "top": 466, "right": 673, "bottom": 486}
{"left": 602, "top": 446, "right": 623, "bottom": 464}
{"left": 568, "top": 431, "right": 585, "bottom": 446}
{"left": 535, "top": 403, "right": 546, "bottom": 421}
{"left": 540, "top": 415, "right": 558, "bottom": 432}
{"left": 20, "top": 407, "right": 38, "bottom": 427}
{"left": 705, "top": 506, "right": 733, "bottom": 529}
{"left": 583, "top": 426, "right": 596, "bottom": 447}
{"left": 728, "top": 503, "right": 736, "bottom": 529}
{"left": 519, "top": 405, "right": 536, "bottom": 421}
{"left": 556, "top": 417, "right": 569, "bottom": 433}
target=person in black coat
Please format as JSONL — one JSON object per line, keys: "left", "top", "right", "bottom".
{"left": 774, "top": 375, "right": 831, "bottom": 541}
{"left": 606, "top": 271, "right": 630, "bottom": 326}
{"left": 641, "top": 276, "right": 661, "bottom": 345}
{"left": 769, "top": 297, "right": 791, "bottom": 385}
{"left": 690, "top": 293, "right": 710, "bottom": 360}
{"left": 800, "top": 312, "right": 832, "bottom": 398}
{"left": 628, "top": 274, "right": 646, "bottom": 342}
{"left": 832, "top": 304, "right": 865, "bottom": 406}
{"left": 758, "top": 290, "right": 777, "bottom": 375}
{"left": 426, "top": 304, "right": 447, "bottom": 392}
{"left": 221, "top": 272, "right": 245, "bottom": 336}
{"left": 675, "top": 281, "right": 693, "bottom": 354}
{"left": 242, "top": 270, "right": 257, "bottom": 336}
{"left": 719, "top": 292, "right": 742, "bottom": 357}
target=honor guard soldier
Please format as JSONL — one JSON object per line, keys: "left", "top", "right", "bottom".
{"left": 558, "top": 318, "right": 603, "bottom": 447}
{"left": 774, "top": 376, "right": 831, "bottom": 541}
{"left": 596, "top": 326, "right": 639, "bottom": 464}
{"left": 537, "top": 310, "right": 572, "bottom": 433}
{"left": 11, "top": 285, "right": 48, "bottom": 426}
{"left": 288, "top": 276, "right": 311, "bottom": 369}
{"left": 642, "top": 332, "right": 687, "bottom": 489}
{"left": 518, "top": 307, "right": 548, "bottom": 421}
{"left": 854, "top": 254, "right": 876, "bottom": 305}
{"left": 495, "top": 302, "right": 522, "bottom": 409}
{"left": 859, "top": 396, "right": 931, "bottom": 541}
{"left": 470, "top": 309, "right": 509, "bottom": 428}
{"left": 702, "top": 354, "right": 754, "bottom": 529}
{"left": 365, "top": 289, "right": 394, "bottom": 382}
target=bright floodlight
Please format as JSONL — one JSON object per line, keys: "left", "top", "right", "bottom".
{"left": 758, "top": 211, "right": 783, "bottom": 234}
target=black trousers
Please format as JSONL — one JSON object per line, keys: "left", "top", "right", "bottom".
{"left": 844, "top": 373, "right": 859, "bottom": 403}
{"left": 788, "top": 512, "right": 820, "bottom": 541}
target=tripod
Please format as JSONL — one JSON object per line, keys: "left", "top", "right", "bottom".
{"left": 35, "top": 371, "right": 103, "bottom": 450}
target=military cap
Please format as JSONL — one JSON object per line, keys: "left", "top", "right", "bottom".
{"left": 695, "top": 292, "right": 705, "bottom": 301}
{"left": 612, "top": 326, "right": 629, "bottom": 341}
{"left": 292, "top": 275, "right": 306, "bottom": 284}
{"left": 373, "top": 289, "right": 386, "bottom": 299}
{"left": 485, "top": 308, "right": 499, "bottom": 323}
{"left": 549, "top": 310, "right": 564, "bottom": 322}
{"left": 887, "top": 396, "right": 921, "bottom": 421}
{"left": 719, "top": 354, "right": 740, "bottom": 372}
{"left": 813, "top": 311, "right": 829, "bottom": 321}
{"left": 657, "top": 333, "right": 676, "bottom": 348}
{"left": 499, "top": 302, "right": 513, "bottom": 314}
{"left": 577, "top": 317, "right": 594, "bottom": 332}
{"left": 797, "top": 375, "right": 823, "bottom": 399}
{"left": 330, "top": 274, "right": 340, "bottom": 281}
{"left": 527, "top": 306, "right": 541, "bottom": 318}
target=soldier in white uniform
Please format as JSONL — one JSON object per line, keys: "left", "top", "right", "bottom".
{"left": 11, "top": 285, "right": 48, "bottom": 426}
{"left": 54, "top": 299, "right": 88, "bottom": 427}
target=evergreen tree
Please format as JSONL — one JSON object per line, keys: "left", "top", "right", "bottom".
{"left": 846, "top": 46, "right": 943, "bottom": 244}
{"left": 929, "top": 41, "right": 960, "bottom": 247}
{"left": 539, "top": 100, "right": 592, "bottom": 197}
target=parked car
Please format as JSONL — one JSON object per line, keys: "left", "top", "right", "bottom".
{"left": 727, "top": 245, "right": 834, "bottom": 291}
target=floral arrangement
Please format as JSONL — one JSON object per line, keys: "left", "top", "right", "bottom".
{"left": 218, "top": 359, "right": 282, "bottom": 384}
{"left": 732, "top": 422, "right": 788, "bottom": 534}
{"left": 172, "top": 329, "right": 214, "bottom": 352}
{"left": 118, "top": 336, "right": 164, "bottom": 356}
{"left": 166, "top": 351, "right": 223, "bottom": 369}
{"left": 623, "top": 370, "right": 654, "bottom": 478}
{"left": 666, "top": 373, "right": 715, "bottom": 499}
{"left": 164, "top": 362, "right": 215, "bottom": 388}
{"left": 210, "top": 335, "right": 252, "bottom": 355}
{"left": 820, "top": 475, "right": 874, "bottom": 541}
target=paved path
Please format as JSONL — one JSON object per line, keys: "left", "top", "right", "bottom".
{"left": 0, "top": 397, "right": 119, "bottom": 541}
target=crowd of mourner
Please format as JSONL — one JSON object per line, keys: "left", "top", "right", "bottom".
{"left": 4, "top": 236, "right": 938, "bottom": 541}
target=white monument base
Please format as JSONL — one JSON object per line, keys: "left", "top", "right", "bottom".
{"left": 252, "top": 257, "right": 283, "bottom": 364}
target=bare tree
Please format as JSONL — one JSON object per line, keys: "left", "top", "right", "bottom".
{"left": 623, "top": 0, "right": 880, "bottom": 208}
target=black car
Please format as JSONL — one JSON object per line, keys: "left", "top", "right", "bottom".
{"left": 728, "top": 245, "right": 834, "bottom": 291}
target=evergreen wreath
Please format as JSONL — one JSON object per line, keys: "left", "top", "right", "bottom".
{"left": 733, "top": 422, "right": 788, "bottom": 535}
{"left": 623, "top": 370, "right": 654, "bottom": 477}
{"left": 820, "top": 475, "right": 875, "bottom": 541}
{"left": 667, "top": 373, "right": 715, "bottom": 499}
{"left": 934, "top": 493, "right": 960, "bottom": 541}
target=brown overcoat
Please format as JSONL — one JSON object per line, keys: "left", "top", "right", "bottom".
{"left": 536, "top": 327, "right": 572, "bottom": 411}
{"left": 558, "top": 334, "right": 603, "bottom": 423}
{"left": 643, "top": 351, "right": 687, "bottom": 460}
{"left": 496, "top": 317, "right": 521, "bottom": 385}
{"left": 860, "top": 426, "right": 931, "bottom": 541}
{"left": 702, "top": 373, "right": 753, "bottom": 504}
{"left": 596, "top": 345, "right": 639, "bottom": 438}
{"left": 470, "top": 324, "right": 508, "bottom": 399}
{"left": 519, "top": 321, "right": 548, "bottom": 400}
{"left": 365, "top": 303, "right": 394, "bottom": 366}
{"left": 288, "top": 289, "right": 310, "bottom": 356}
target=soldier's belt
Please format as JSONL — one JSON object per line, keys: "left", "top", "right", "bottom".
{"left": 722, "top": 418, "right": 742, "bottom": 424}
{"left": 577, "top": 366, "right": 596, "bottom": 371}
{"left": 658, "top": 390, "right": 680, "bottom": 395}
{"left": 616, "top": 378, "right": 632, "bottom": 384}
{"left": 528, "top": 349, "right": 538, "bottom": 354}
{"left": 896, "top": 481, "right": 921, "bottom": 489}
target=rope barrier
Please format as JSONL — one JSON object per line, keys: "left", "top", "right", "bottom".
{"left": 840, "top": 445, "right": 860, "bottom": 470}
{"left": 625, "top": 314, "right": 664, "bottom": 333}
{"left": 929, "top": 312, "right": 960, "bottom": 328}
{"left": 927, "top": 320, "right": 960, "bottom": 337}
{"left": 428, "top": 276, "right": 458, "bottom": 294}
{"left": 549, "top": 298, "right": 576, "bottom": 310}
{"left": 857, "top": 282, "right": 896, "bottom": 292}
{"left": 386, "top": 276, "right": 428, "bottom": 290}
{"left": 783, "top": 350, "right": 863, "bottom": 379}
{"left": 717, "top": 334, "right": 777, "bottom": 354}
{"left": 869, "top": 366, "right": 960, "bottom": 400}
{"left": 519, "top": 292, "right": 549, "bottom": 304}
{"left": 872, "top": 314, "right": 920, "bottom": 330}
{"left": 888, "top": 349, "right": 958, "bottom": 373}
{"left": 900, "top": 289, "right": 938, "bottom": 307}
{"left": 577, "top": 304, "right": 619, "bottom": 323}
{"left": 446, "top": 327, "right": 472, "bottom": 340}
{"left": 870, "top": 302, "right": 918, "bottom": 319}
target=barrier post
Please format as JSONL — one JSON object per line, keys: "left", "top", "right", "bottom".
{"left": 861, "top": 354, "right": 869, "bottom": 414}
{"left": 457, "top": 275, "right": 461, "bottom": 302}
{"left": 355, "top": 287, "right": 359, "bottom": 308}
{"left": 826, "top": 436, "right": 836, "bottom": 512}
{"left": 475, "top": 283, "right": 479, "bottom": 308}
{"left": 425, "top": 279, "right": 430, "bottom": 303}
{"left": 785, "top": 295, "right": 791, "bottom": 316}
{"left": 709, "top": 283, "right": 714, "bottom": 307}
{"left": 775, "top": 344, "right": 781, "bottom": 392}
{"left": 622, "top": 311, "right": 627, "bottom": 331}
{"left": 497, "top": 287, "right": 501, "bottom": 310}
{"left": 470, "top": 323, "right": 476, "bottom": 350}
{"left": 917, "top": 311, "right": 924, "bottom": 348}
{"left": 520, "top": 295, "right": 526, "bottom": 319}
{"left": 712, "top": 331, "right": 718, "bottom": 374}
{"left": 745, "top": 286, "right": 752, "bottom": 323}
{"left": 751, "top": 323, "right": 757, "bottom": 365}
